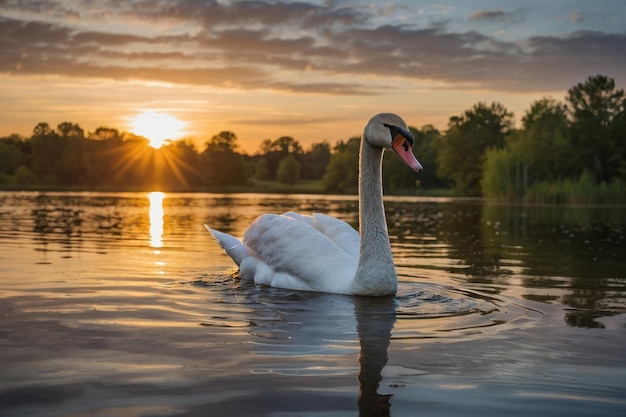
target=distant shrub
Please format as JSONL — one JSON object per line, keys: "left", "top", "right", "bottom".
{"left": 524, "top": 171, "right": 625, "bottom": 204}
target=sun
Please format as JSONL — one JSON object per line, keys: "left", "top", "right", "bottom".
{"left": 130, "top": 111, "right": 186, "bottom": 149}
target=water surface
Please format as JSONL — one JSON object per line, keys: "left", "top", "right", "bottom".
{"left": 0, "top": 191, "right": 625, "bottom": 416}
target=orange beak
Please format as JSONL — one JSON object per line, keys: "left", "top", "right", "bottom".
{"left": 392, "top": 133, "right": 423, "bottom": 173}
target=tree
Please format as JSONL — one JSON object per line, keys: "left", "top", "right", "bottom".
{"left": 201, "top": 131, "right": 248, "bottom": 186}
{"left": 206, "top": 131, "right": 239, "bottom": 153}
{"left": 566, "top": 74, "right": 625, "bottom": 182}
{"left": 300, "top": 141, "right": 331, "bottom": 180}
{"left": 253, "top": 158, "right": 270, "bottom": 180}
{"left": 521, "top": 97, "right": 572, "bottom": 182}
{"left": 0, "top": 137, "right": 24, "bottom": 176}
{"left": 57, "top": 122, "right": 84, "bottom": 139}
{"left": 90, "top": 127, "right": 122, "bottom": 142}
{"left": 276, "top": 154, "right": 301, "bottom": 185}
{"left": 438, "top": 102, "right": 514, "bottom": 195}
{"left": 482, "top": 98, "right": 572, "bottom": 199}
{"left": 409, "top": 125, "right": 447, "bottom": 189}
{"left": 257, "top": 136, "right": 303, "bottom": 180}
{"left": 268, "top": 136, "right": 302, "bottom": 154}
{"left": 14, "top": 164, "right": 36, "bottom": 185}
{"left": 30, "top": 122, "right": 62, "bottom": 182}
{"left": 33, "top": 122, "right": 54, "bottom": 138}
{"left": 259, "top": 139, "right": 273, "bottom": 154}
{"left": 162, "top": 140, "right": 203, "bottom": 189}
{"left": 322, "top": 137, "right": 360, "bottom": 193}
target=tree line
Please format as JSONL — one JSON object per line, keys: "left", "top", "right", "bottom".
{"left": 0, "top": 74, "right": 624, "bottom": 202}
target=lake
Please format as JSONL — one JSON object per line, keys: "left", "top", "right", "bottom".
{"left": 0, "top": 191, "right": 625, "bottom": 416}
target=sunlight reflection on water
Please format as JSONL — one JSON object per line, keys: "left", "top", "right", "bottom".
{"left": 148, "top": 191, "right": 164, "bottom": 248}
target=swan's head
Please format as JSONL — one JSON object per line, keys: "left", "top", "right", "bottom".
{"left": 364, "top": 113, "right": 423, "bottom": 173}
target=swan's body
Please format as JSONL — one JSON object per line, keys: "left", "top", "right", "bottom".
{"left": 206, "top": 113, "right": 422, "bottom": 296}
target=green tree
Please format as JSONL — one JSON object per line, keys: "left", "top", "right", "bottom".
{"left": 253, "top": 158, "right": 270, "bottom": 180}
{"left": 521, "top": 97, "right": 572, "bottom": 182}
{"left": 409, "top": 125, "right": 447, "bottom": 189}
{"left": 382, "top": 150, "right": 418, "bottom": 192}
{"left": 258, "top": 136, "right": 303, "bottom": 180}
{"left": 438, "top": 102, "right": 514, "bottom": 195}
{"left": 276, "top": 154, "right": 301, "bottom": 185}
{"left": 322, "top": 137, "right": 360, "bottom": 193}
{"left": 14, "top": 164, "right": 36, "bottom": 185}
{"left": 566, "top": 74, "right": 625, "bottom": 182}
{"left": 482, "top": 98, "right": 571, "bottom": 199}
{"left": 300, "top": 141, "right": 331, "bottom": 180}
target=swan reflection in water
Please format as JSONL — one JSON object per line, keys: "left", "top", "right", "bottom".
{"left": 354, "top": 296, "right": 396, "bottom": 416}
{"left": 246, "top": 289, "right": 397, "bottom": 416}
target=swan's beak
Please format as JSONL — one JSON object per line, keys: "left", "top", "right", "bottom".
{"left": 391, "top": 131, "right": 423, "bottom": 174}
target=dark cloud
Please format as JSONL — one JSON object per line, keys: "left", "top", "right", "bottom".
{"left": 0, "top": 1, "right": 624, "bottom": 95}
{"left": 469, "top": 10, "right": 510, "bottom": 21}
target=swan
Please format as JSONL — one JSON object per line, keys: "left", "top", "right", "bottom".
{"left": 205, "top": 113, "right": 423, "bottom": 296}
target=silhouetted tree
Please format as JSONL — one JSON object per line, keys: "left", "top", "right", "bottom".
{"left": 201, "top": 131, "right": 248, "bottom": 186}
{"left": 57, "top": 122, "right": 84, "bottom": 139}
{"left": 30, "top": 122, "right": 62, "bottom": 182}
{"left": 32, "top": 122, "right": 54, "bottom": 137}
{"left": 206, "top": 131, "right": 240, "bottom": 153}
{"left": 90, "top": 127, "right": 122, "bottom": 142}
{"left": 0, "top": 135, "right": 26, "bottom": 179}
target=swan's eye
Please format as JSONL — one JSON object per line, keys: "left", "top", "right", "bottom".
{"left": 384, "top": 123, "right": 415, "bottom": 147}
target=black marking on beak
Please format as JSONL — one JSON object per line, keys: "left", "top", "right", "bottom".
{"left": 384, "top": 123, "right": 414, "bottom": 147}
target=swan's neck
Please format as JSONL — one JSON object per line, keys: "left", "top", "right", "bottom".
{"left": 353, "top": 139, "right": 397, "bottom": 295}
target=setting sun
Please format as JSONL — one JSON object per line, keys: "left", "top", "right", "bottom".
{"left": 131, "top": 111, "right": 186, "bottom": 149}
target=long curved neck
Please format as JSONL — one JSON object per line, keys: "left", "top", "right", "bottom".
{"left": 353, "top": 137, "right": 397, "bottom": 296}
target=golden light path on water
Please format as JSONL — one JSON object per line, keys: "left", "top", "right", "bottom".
{"left": 148, "top": 191, "right": 165, "bottom": 248}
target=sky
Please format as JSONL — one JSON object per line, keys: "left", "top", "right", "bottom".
{"left": 1, "top": 0, "right": 625, "bottom": 152}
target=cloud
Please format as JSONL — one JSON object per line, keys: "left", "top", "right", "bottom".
{"left": 0, "top": 1, "right": 624, "bottom": 95}
{"left": 469, "top": 10, "right": 510, "bottom": 21}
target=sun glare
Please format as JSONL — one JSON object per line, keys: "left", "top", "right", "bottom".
{"left": 131, "top": 111, "right": 186, "bottom": 149}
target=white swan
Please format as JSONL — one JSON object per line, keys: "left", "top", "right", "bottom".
{"left": 205, "top": 113, "right": 423, "bottom": 296}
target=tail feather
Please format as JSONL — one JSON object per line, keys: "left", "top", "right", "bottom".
{"left": 204, "top": 225, "right": 252, "bottom": 266}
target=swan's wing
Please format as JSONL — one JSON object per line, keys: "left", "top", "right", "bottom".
{"left": 310, "top": 213, "right": 360, "bottom": 260}
{"left": 241, "top": 213, "right": 358, "bottom": 294}
{"left": 278, "top": 211, "right": 359, "bottom": 259}
{"left": 204, "top": 225, "right": 254, "bottom": 266}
